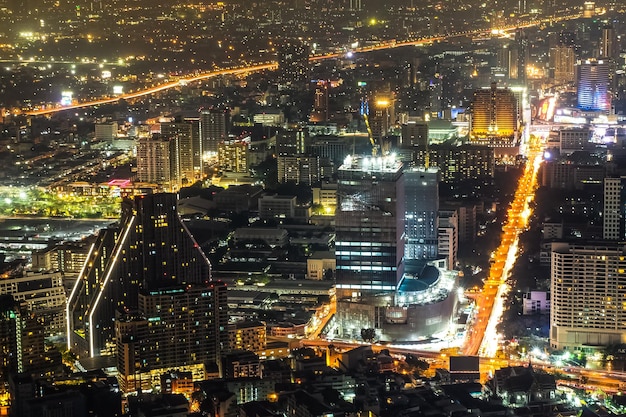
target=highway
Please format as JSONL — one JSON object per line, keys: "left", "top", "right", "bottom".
{"left": 25, "top": 12, "right": 582, "bottom": 117}
{"left": 463, "top": 135, "right": 544, "bottom": 358}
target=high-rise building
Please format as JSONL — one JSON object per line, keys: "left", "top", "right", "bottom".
{"left": 469, "top": 83, "right": 519, "bottom": 147}
{"left": 404, "top": 167, "right": 439, "bottom": 260}
{"left": 577, "top": 58, "right": 611, "bottom": 112}
{"left": 67, "top": 193, "right": 215, "bottom": 358}
{"left": 310, "top": 80, "right": 330, "bottom": 122}
{"left": 335, "top": 155, "right": 404, "bottom": 297}
{"left": 550, "top": 45, "right": 576, "bottom": 84}
{"left": 368, "top": 97, "right": 395, "bottom": 149}
{"left": 277, "top": 155, "right": 320, "bottom": 185}
{"left": 600, "top": 25, "right": 617, "bottom": 59}
{"left": 161, "top": 119, "right": 203, "bottom": 184}
{"left": 0, "top": 295, "right": 61, "bottom": 383}
{"left": 200, "top": 109, "right": 229, "bottom": 154}
{"left": 438, "top": 210, "right": 458, "bottom": 268}
{"left": 550, "top": 242, "right": 626, "bottom": 350}
{"left": 515, "top": 29, "right": 529, "bottom": 84}
{"left": 0, "top": 271, "right": 66, "bottom": 336}
{"left": 116, "top": 282, "right": 228, "bottom": 392}
{"left": 218, "top": 140, "right": 249, "bottom": 173}
{"left": 276, "top": 129, "right": 308, "bottom": 156}
{"left": 603, "top": 176, "right": 626, "bottom": 240}
{"left": 278, "top": 41, "right": 310, "bottom": 90}
{"left": 136, "top": 136, "right": 177, "bottom": 190}
{"left": 415, "top": 144, "right": 495, "bottom": 182}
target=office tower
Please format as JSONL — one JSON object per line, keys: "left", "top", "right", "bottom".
{"left": 218, "top": 140, "right": 249, "bottom": 173}
{"left": 335, "top": 155, "right": 404, "bottom": 297}
{"left": 200, "top": 109, "right": 229, "bottom": 154}
{"left": 278, "top": 41, "right": 310, "bottom": 90}
{"left": 136, "top": 136, "right": 178, "bottom": 190}
{"left": 600, "top": 25, "right": 617, "bottom": 59}
{"left": 550, "top": 45, "right": 576, "bottom": 84}
{"left": 550, "top": 241, "right": 626, "bottom": 350}
{"left": 116, "top": 281, "right": 228, "bottom": 392}
{"left": 161, "top": 119, "right": 203, "bottom": 184}
{"left": 400, "top": 121, "right": 428, "bottom": 149}
{"left": 603, "top": 177, "right": 626, "bottom": 240}
{"left": 577, "top": 59, "right": 611, "bottom": 112}
{"left": 67, "top": 193, "right": 213, "bottom": 358}
{"left": 415, "top": 144, "right": 495, "bottom": 182}
{"left": 469, "top": 83, "right": 519, "bottom": 147}
{"left": 404, "top": 167, "right": 439, "bottom": 260}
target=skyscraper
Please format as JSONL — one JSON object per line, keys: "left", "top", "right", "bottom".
{"left": 200, "top": 109, "right": 229, "bottom": 154}
{"left": 600, "top": 25, "right": 617, "bottom": 60}
{"left": 469, "top": 83, "right": 519, "bottom": 147}
{"left": 335, "top": 155, "right": 404, "bottom": 297}
{"left": 161, "top": 119, "right": 203, "bottom": 184}
{"left": 550, "top": 45, "right": 576, "bottom": 85}
{"left": 404, "top": 167, "right": 440, "bottom": 260}
{"left": 67, "top": 193, "right": 216, "bottom": 358}
{"left": 136, "top": 136, "right": 178, "bottom": 190}
{"left": 577, "top": 58, "right": 611, "bottom": 112}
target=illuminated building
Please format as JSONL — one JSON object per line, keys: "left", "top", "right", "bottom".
{"left": 369, "top": 97, "right": 395, "bottom": 146}
{"left": 550, "top": 241, "right": 626, "bottom": 350}
{"left": 414, "top": 144, "right": 495, "bottom": 182}
{"left": 277, "top": 155, "right": 320, "bottom": 185}
{"left": 200, "top": 108, "right": 229, "bottom": 154}
{"left": 228, "top": 321, "right": 267, "bottom": 352}
{"left": 276, "top": 129, "right": 309, "bottom": 156}
{"left": 404, "top": 167, "right": 439, "bottom": 260}
{"left": 558, "top": 127, "right": 591, "bottom": 154}
{"left": 218, "top": 140, "right": 249, "bottom": 173}
{"left": 335, "top": 155, "right": 404, "bottom": 296}
{"left": 438, "top": 210, "right": 458, "bottom": 268}
{"left": 310, "top": 80, "right": 330, "bottom": 122}
{"left": 469, "top": 83, "right": 519, "bottom": 147}
{"left": 0, "top": 271, "right": 66, "bottom": 336}
{"left": 116, "top": 282, "right": 227, "bottom": 392}
{"left": 67, "top": 193, "right": 218, "bottom": 359}
{"left": 600, "top": 25, "right": 617, "bottom": 59}
{"left": 515, "top": 29, "right": 529, "bottom": 84}
{"left": 161, "top": 119, "right": 203, "bottom": 182}
{"left": 550, "top": 45, "right": 576, "bottom": 84}
{"left": 94, "top": 122, "right": 117, "bottom": 142}
{"left": 577, "top": 59, "right": 611, "bottom": 112}
{"left": 136, "top": 136, "right": 179, "bottom": 191}
{"left": 0, "top": 295, "right": 61, "bottom": 383}
{"left": 278, "top": 41, "right": 310, "bottom": 90}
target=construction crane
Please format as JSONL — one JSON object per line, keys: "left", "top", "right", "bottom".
{"left": 360, "top": 97, "right": 379, "bottom": 156}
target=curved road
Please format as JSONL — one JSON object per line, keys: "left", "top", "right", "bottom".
{"left": 26, "top": 12, "right": 582, "bottom": 116}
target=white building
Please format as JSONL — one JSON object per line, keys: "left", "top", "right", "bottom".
{"left": 550, "top": 242, "right": 626, "bottom": 351}
{"left": 522, "top": 291, "right": 550, "bottom": 315}
{"left": 438, "top": 210, "right": 459, "bottom": 268}
{"left": 307, "top": 251, "right": 336, "bottom": 280}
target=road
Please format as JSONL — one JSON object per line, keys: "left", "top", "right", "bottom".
{"left": 463, "top": 136, "right": 544, "bottom": 357}
{"left": 25, "top": 12, "right": 582, "bottom": 116}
